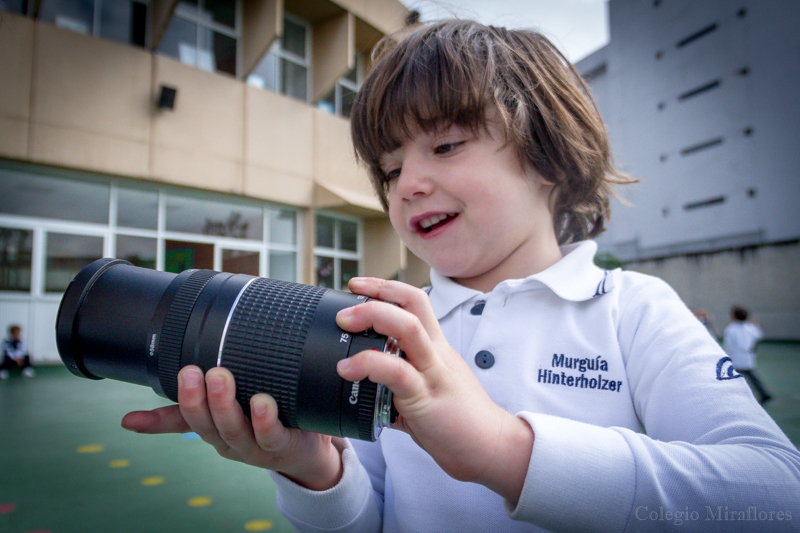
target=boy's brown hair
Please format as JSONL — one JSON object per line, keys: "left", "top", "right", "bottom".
{"left": 350, "top": 20, "right": 634, "bottom": 244}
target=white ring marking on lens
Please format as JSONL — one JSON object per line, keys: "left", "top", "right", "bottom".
{"left": 217, "top": 277, "right": 257, "bottom": 367}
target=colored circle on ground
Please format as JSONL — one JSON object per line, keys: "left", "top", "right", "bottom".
{"left": 0, "top": 503, "right": 16, "bottom": 514}
{"left": 244, "top": 519, "right": 273, "bottom": 531}
{"left": 187, "top": 496, "right": 212, "bottom": 507}
{"left": 76, "top": 444, "right": 105, "bottom": 453}
{"left": 141, "top": 476, "right": 165, "bottom": 486}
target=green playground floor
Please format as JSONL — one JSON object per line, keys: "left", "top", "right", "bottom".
{"left": 0, "top": 365, "right": 293, "bottom": 533}
{"left": 1, "top": 342, "right": 799, "bottom": 533}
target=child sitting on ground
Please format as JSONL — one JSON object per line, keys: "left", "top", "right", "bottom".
{"left": 2, "top": 324, "right": 35, "bottom": 379}
{"left": 123, "top": 19, "right": 800, "bottom": 532}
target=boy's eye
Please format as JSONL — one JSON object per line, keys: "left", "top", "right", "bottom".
{"left": 383, "top": 168, "right": 401, "bottom": 182}
{"left": 433, "top": 141, "right": 464, "bottom": 155}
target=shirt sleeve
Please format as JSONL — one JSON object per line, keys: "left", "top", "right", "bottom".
{"left": 748, "top": 322, "right": 764, "bottom": 343}
{"left": 269, "top": 440, "right": 383, "bottom": 532}
{"left": 508, "top": 275, "right": 800, "bottom": 532}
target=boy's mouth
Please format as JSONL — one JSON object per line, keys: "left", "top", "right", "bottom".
{"left": 413, "top": 213, "right": 458, "bottom": 234}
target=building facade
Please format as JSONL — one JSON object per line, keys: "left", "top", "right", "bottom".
{"left": 0, "top": 0, "right": 432, "bottom": 363}
{"left": 577, "top": 0, "right": 800, "bottom": 339}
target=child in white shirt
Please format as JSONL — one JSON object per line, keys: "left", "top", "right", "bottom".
{"left": 123, "top": 19, "right": 800, "bottom": 531}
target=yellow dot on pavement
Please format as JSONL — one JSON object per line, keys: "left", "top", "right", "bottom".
{"left": 187, "top": 496, "right": 212, "bottom": 507}
{"left": 244, "top": 520, "right": 273, "bottom": 531}
{"left": 76, "top": 444, "right": 105, "bottom": 454}
{"left": 109, "top": 459, "right": 130, "bottom": 468}
{"left": 141, "top": 476, "right": 165, "bottom": 486}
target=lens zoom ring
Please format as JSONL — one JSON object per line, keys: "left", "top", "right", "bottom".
{"left": 158, "top": 270, "right": 217, "bottom": 400}
{"left": 221, "top": 278, "right": 327, "bottom": 430}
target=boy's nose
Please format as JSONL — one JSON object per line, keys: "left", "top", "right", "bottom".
{"left": 394, "top": 155, "right": 434, "bottom": 200}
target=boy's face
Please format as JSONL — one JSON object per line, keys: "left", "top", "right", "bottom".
{"left": 380, "top": 116, "right": 559, "bottom": 291}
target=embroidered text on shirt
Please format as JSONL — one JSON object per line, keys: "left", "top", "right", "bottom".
{"left": 537, "top": 353, "right": 624, "bottom": 392}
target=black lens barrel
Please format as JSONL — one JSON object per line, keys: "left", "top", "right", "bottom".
{"left": 56, "top": 259, "right": 395, "bottom": 441}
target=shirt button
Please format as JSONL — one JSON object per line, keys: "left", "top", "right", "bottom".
{"left": 475, "top": 350, "right": 495, "bottom": 369}
{"left": 470, "top": 300, "right": 485, "bottom": 315}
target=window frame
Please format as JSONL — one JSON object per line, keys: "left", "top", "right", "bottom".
{"left": 0, "top": 161, "right": 302, "bottom": 297}
{"left": 159, "top": 0, "right": 241, "bottom": 76}
{"left": 247, "top": 13, "right": 312, "bottom": 102}
{"left": 319, "top": 52, "right": 363, "bottom": 117}
{"left": 37, "top": 0, "right": 149, "bottom": 47}
{"left": 313, "top": 211, "right": 362, "bottom": 291}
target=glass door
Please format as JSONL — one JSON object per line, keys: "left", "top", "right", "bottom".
{"left": 164, "top": 239, "right": 214, "bottom": 273}
{"left": 220, "top": 248, "right": 260, "bottom": 276}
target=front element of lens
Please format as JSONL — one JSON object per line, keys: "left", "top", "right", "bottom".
{"left": 56, "top": 259, "right": 397, "bottom": 441}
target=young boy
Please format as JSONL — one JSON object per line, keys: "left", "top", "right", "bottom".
{"left": 122, "top": 20, "right": 800, "bottom": 531}
{"left": 723, "top": 306, "right": 772, "bottom": 404}
{"left": 2, "top": 324, "right": 35, "bottom": 379}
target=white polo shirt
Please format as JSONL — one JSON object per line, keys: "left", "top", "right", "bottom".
{"left": 271, "top": 241, "right": 800, "bottom": 532}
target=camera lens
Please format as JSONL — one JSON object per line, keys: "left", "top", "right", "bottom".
{"left": 55, "top": 258, "right": 398, "bottom": 441}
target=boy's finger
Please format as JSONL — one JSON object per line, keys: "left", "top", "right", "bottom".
{"left": 338, "top": 348, "right": 427, "bottom": 403}
{"left": 121, "top": 405, "right": 191, "bottom": 434}
{"left": 337, "top": 300, "right": 440, "bottom": 374}
{"left": 348, "top": 278, "right": 441, "bottom": 337}
{"left": 204, "top": 367, "right": 258, "bottom": 455}
{"left": 250, "top": 393, "right": 294, "bottom": 452}
{"left": 177, "top": 366, "right": 228, "bottom": 450}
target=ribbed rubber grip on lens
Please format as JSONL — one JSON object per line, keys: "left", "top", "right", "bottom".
{"left": 158, "top": 270, "right": 217, "bottom": 401}
{"left": 356, "top": 381, "right": 379, "bottom": 441}
{"left": 220, "top": 278, "right": 327, "bottom": 430}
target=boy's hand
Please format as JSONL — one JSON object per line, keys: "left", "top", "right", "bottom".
{"left": 121, "top": 365, "right": 344, "bottom": 491}
{"left": 336, "top": 277, "right": 534, "bottom": 505}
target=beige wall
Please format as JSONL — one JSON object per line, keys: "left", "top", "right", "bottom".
{"left": 363, "top": 218, "right": 404, "bottom": 280}
{"left": 242, "top": 0, "right": 283, "bottom": 76}
{"left": 151, "top": 56, "right": 244, "bottom": 193}
{"left": 245, "top": 86, "right": 315, "bottom": 206}
{"left": 22, "top": 21, "right": 153, "bottom": 177}
{"left": 0, "top": 12, "right": 381, "bottom": 208}
{"left": 0, "top": 14, "right": 33, "bottom": 160}
{"left": 312, "top": 12, "right": 354, "bottom": 103}
{"left": 334, "top": 0, "right": 407, "bottom": 36}
{"left": 403, "top": 248, "right": 431, "bottom": 289}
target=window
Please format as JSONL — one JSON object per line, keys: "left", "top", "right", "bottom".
{"left": 45, "top": 232, "right": 104, "bottom": 293}
{"left": 676, "top": 23, "right": 718, "bottom": 48}
{"left": 318, "top": 54, "right": 363, "bottom": 118}
{"left": 683, "top": 196, "right": 726, "bottom": 211}
{"left": 116, "top": 235, "right": 156, "bottom": 268}
{"left": 247, "top": 16, "right": 309, "bottom": 102}
{"left": 680, "top": 137, "right": 724, "bottom": 156}
{"left": 0, "top": 169, "right": 109, "bottom": 224}
{"left": 39, "top": 0, "right": 147, "bottom": 47}
{"left": 117, "top": 187, "right": 158, "bottom": 230}
{"left": 165, "top": 195, "right": 263, "bottom": 240}
{"left": 157, "top": 0, "right": 238, "bottom": 76}
{"left": 0, "top": 163, "right": 301, "bottom": 294}
{"left": 0, "top": 227, "right": 33, "bottom": 292}
{"left": 314, "top": 213, "right": 360, "bottom": 290}
{"left": 677, "top": 80, "right": 721, "bottom": 101}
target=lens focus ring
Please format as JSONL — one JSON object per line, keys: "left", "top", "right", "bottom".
{"left": 158, "top": 270, "right": 217, "bottom": 401}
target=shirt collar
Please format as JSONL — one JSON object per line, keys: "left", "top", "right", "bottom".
{"left": 427, "top": 241, "right": 614, "bottom": 320}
